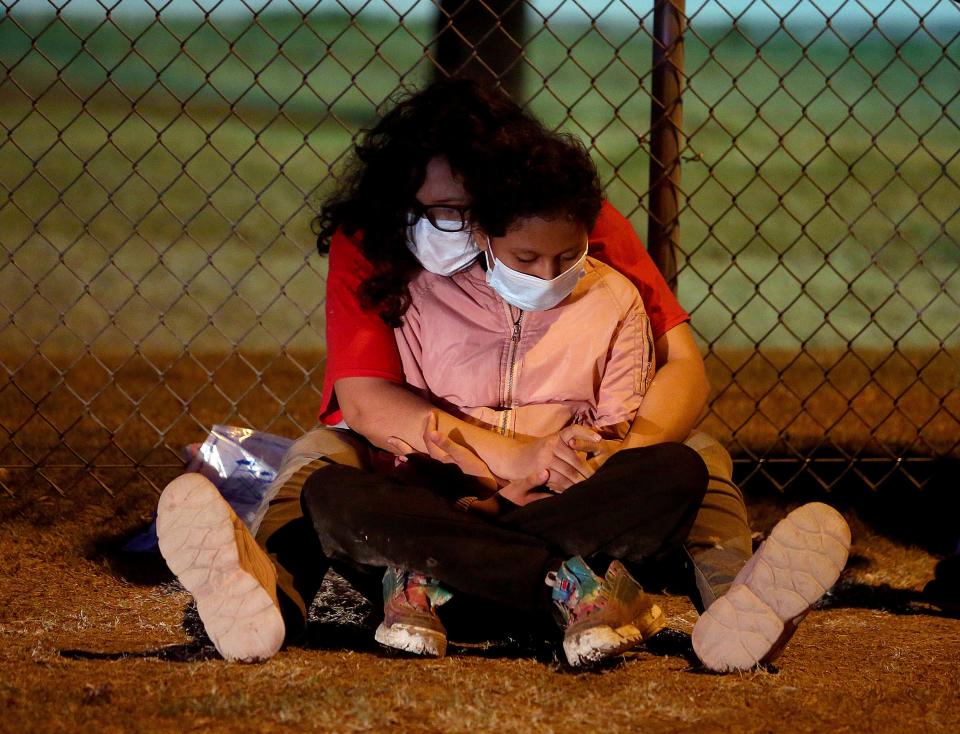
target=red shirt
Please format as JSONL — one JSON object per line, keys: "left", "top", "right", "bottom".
{"left": 319, "top": 201, "right": 689, "bottom": 424}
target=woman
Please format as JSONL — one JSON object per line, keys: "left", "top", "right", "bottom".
{"left": 300, "top": 128, "right": 712, "bottom": 666}
{"left": 311, "top": 78, "right": 756, "bottom": 617}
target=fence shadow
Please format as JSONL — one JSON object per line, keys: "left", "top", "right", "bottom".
{"left": 740, "top": 454, "right": 959, "bottom": 555}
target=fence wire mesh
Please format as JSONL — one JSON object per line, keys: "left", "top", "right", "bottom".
{"left": 1, "top": 0, "right": 958, "bottom": 499}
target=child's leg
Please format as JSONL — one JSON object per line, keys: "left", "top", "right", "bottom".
{"left": 682, "top": 431, "right": 753, "bottom": 612}
{"left": 299, "top": 461, "right": 667, "bottom": 666}
{"left": 302, "top": 443, "right": 708, "bottom": 602}
{"left": 301, "top": 461, "right": 558, "bottom": 612}
{"left": 498, "top": 442, "right": 710, "bottom": 566}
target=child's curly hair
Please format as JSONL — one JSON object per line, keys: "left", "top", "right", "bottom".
{"left": 470, "top": 130, "right": 604, "bottom": 240}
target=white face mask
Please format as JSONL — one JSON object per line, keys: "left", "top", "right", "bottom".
{"left": 406, "top": 217, "right": 480, "bottom": 275}
{"left": 484, "top": 241, "right": 587, "bottom": 312}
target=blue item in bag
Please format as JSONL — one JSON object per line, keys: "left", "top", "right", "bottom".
{"left": 123, "top": 425, "right": 293, "bottom": 553}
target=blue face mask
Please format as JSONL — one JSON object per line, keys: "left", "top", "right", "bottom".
{"left": 483, "top": 241, "right": 587, "bottom": 311}
{"left": 406, "top": 218, "right": 480, "bottom": 275}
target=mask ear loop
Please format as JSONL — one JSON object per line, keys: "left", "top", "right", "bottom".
{"left": 482, "top": 234, "right": 496, "bottom": 271}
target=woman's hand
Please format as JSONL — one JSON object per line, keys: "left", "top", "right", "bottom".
{"left": 509, "top": 425, "right": 601, "bottom": 491}
{"left": 422, "top": 413, "right": 500, "bottom": 495}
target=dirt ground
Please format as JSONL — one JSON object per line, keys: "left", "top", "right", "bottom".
{"left": 2, "top": 350, "right": 958, "bottom": 732}
{"left": 2, "top": 471, "right": 958, "bottom": 734}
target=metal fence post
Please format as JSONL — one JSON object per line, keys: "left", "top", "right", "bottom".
{"left": 647, "top": 0, "right": 685, "bottom": 292}
{"left": 433, "top": 0, "right": 526, "bottom": 98}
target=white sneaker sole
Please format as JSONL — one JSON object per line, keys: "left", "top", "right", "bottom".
{"left": 692, "top": 502, "right": 851, "bottom": 672}
{"left": 157, "top": 473, "right": 285, "bottom": 662}
{"left": 564, "top": 621, "right": 649, "bottom": 667}
{"left": 374, "top": 622, "right": 447, "bottom": 657}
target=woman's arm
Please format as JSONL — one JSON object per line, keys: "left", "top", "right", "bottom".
{"left": 587, "top": 205, "right": 707, "bottom": 445}
{"left": 578, "top": 272, "right": 708, "bottom": 464}
{"left": 335, "top": 376, "right": 598, "bottom": 487}
{"left": 578, "top": 323, "right": 709, "bottom": 463}
{"left": 622, "top": 322, "right": 710, "bottom": 448}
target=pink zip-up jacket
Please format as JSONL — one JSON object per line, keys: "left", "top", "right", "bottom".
{"left": 394, "top": 258, "right": 655, "bottom": 440}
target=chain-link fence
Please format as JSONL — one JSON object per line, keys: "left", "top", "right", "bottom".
{"left": 1, "top": 0, "right": 958, "bottom": 499}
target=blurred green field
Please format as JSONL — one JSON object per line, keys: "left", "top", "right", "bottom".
{"left": 1, "top": 8, "right": 958, "bottom": 363}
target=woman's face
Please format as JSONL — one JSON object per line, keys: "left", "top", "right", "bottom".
{"left": 414, "top": 156, "right": 470, "bottom": 227}
{"left": 482, "top": 216, "right": 587, "bottom": 280}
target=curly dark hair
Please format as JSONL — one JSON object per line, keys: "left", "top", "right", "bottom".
{"left": 314, "top": 79, "right": 539, "bottom": 326}
{"left": 314, "top": 79, "right": 604, "bottom": 326}
{"left": 469, "top": 130, "right": 604, "bottom": 240}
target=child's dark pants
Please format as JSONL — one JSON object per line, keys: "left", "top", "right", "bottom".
{"left": 253, "top": 427, "right": 750, "bottom": 641}
{"left": 300, "top": 443, "right": 708, "bottom": 613}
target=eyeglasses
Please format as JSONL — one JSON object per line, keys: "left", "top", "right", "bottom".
{"left": 407, "top": 203, "right": 471, "bottom": 232}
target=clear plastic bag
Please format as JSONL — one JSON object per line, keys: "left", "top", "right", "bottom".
{"left": 123, "top": 425, "right": 293, "bottom": 552}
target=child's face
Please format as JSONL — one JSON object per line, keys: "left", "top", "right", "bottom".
{"left": 483, "top": 216, "right": 588, "bottom": 280}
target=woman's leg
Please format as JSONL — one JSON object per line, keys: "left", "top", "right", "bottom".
{"left": 252, "top": 427, "right": 374, "bottom": 637}
{"left": 682, "top": 432, "right": 754, "bottom": 611}
{"left": 677, "top": 434, "right": 852, "bottom": 673}
{"left": 157, "top": 426, "right": 374, "bottom": 662}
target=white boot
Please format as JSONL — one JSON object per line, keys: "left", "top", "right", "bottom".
{"left": 157, "top": 473, "right": 285, "bottom": 662}
{"left": 692, "top": 502, "right": 851, "bottom": 672}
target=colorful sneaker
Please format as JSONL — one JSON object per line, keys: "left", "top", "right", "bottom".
{"left": 157, "top": 473, "right": 285, "bottom": 662}
{"left": 374, "top": 568, "right": 452, "bottom": 657}
{"left": 547, "top": 556, "right": 664, "bottom": 667}
{"left": 692, "top": 502, "right": 851, "bottom": 672}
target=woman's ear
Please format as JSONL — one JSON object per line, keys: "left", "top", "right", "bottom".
{"left": 474, "top": 231, "right": 490, "bottom": 252}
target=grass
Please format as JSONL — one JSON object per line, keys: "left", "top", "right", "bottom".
{"left": 1, "top": 11, "right": 957, "bottom": 353}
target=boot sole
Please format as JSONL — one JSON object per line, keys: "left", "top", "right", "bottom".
{"left": 157, "top": 473, "right": 285, "bottom": 662}
{"left": 692, "top": 502, "right": 850, "bottom": 672}
{"left": 374, "top": 622, "right": 447, "bottom": 657}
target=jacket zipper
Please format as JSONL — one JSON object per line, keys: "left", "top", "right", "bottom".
{"left": 499, "top": 309, "right": 524, "bottom": 435}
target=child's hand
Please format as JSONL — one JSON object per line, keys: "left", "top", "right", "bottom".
{"left": 386, "top": 413, "right": 501, "bottom": 496}
{"left": 462, "top": 470, "right": 553, "bottom": 516}
{"left": 584, "top": 439, "right": 622, "bottom": 472}
{"left": 497, "top": 469, "right": 553, "bottom": 507}
{"left": 421, "top": 412, "right": 499, "bottom": 495}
